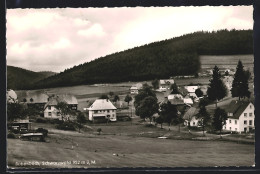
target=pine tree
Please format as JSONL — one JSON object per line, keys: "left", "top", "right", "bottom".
{"left": 231, "top": 60, "right": 251, "bottom": 100}
{"left": 207, "top": 66, "right": 227, "bottom": 107}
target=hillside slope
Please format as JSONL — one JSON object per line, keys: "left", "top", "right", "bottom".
{"left": 7, "top": 66, "right": 56, "bottom": 90}
{"left": 26, "top": 30, "right": 254, "bottom": 89}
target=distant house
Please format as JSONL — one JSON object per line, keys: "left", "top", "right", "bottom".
{"left": 87, "top": 99, "right": 117, "bottom": 122}
{"left": 159, "top": 79, "right": 174, "bottom": 91}
{"left": 43, "top": 94, "right": 78, "bottom": 120}
{"left": 183, "top": 107, "right": 200, "bottom": 127}
{"left": 130, "top": 83, "right": 143, "bottom": 94}
{"left": 184, "top": 85, "right": 199, "bottom": 98}
{"left": 183, "top": 96, "right": 193, "bottom": 105}
{"left": 223, "top": 100, "right": 255, "bottom": 133}
{"left": 7, "top": 89, "right": 17, "bottom": 103}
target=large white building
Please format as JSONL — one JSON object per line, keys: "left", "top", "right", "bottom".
{"left": 87, "top": 99, "right": 117, "bottom": 122}
{"left": 223, "top": 100, "right": 255, "bottom": 133}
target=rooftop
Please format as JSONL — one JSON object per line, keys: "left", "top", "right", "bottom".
{"left": 88, "top": 99, "right": 117, "bottom": 111}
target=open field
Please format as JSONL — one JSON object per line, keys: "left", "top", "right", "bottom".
{"left": 200, "top": 55, "right": 254, "bottom": 73}
{"left": 7, "top": 120, "right": 255, "bottom": 169}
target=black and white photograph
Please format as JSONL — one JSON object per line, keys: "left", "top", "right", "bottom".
{"left": 6, "top": 5, "right": 255, "bottom": 169}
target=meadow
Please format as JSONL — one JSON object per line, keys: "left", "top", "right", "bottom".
{"left": 7, "top": 120, "right": 255, "bottom": 168}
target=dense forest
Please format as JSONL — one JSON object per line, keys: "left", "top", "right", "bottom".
{"left": 7, "top": 66, "right": 56, "bottom": 90}
{"left": 10, "top": 29, "right": 253, "bottom": 90}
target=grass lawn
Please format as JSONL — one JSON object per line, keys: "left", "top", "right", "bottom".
{"left": 7, "top": 120, "right": 255, "bottom": 169}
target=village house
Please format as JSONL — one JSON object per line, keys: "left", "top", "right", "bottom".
{"left": 87, "top": 99, "right": 117, "bottom": 122}
{"left": 130, "top": 83, "right": 143, "bottom": 94}
{"left": 43, "top": 94, "right": 78, "bottom": 120}
{"left": 18, "top": 92, "right": 49, "bottom": 110}
{"left": 223, "top": 100, "right": 255, "bottom": 133}
{"left": 184, "top": 85, "right": 199, "bottom": 98}
{"left": 159, "top": 79, "right": 174, "bottom": 91}
{"left": 183, "top": 107, "right": 200, "bottom": 127}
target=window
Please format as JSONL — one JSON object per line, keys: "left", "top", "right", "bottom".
{"left": 94, "top": 111, "right": 98, "bottom": 114}
{"left": 249, "top": 113, "right": 252, "bottom": 117}
{"left": 249, "top": 120, "right": 252, "bottom": 126}
{"left": 48, "top": 112, "right": 52, "bottom": 116}
{"left": 57, "top": 112, "right": 60, "bottom": 116}
{"left": 244, "top": 120, "right": 247, "bottom": 125}
{"left": 235, "top": 128, "right": 237, "bottom": 131}
{"left": 228, "top": 113, "right": 233, "bottom": 116}
{"left": 244, "top": 128, "right": 247, "bottom": 132}
{"left": 229, "top": 127, "right": 231, "bottom": 130}
{"left": 229, "top": 120, "right": 231, "bottom": 123}
{"left": 235, "top": 120, "right": 237, "bottom": 125}
{"left": 244, "top": 113, "right": 247, "bottom": 117}
{"left": 250, "top": 105, "right": 252, "bottom": 109}
{"left": 193, "top": 122, "right": 195, "bottom": 126}
{"left": 48, "top": 106, "right": 51, "bottom": 110}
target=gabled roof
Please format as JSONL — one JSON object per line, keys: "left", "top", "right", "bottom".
{"left": 226, "top": 100, "right": 252, "bottom": 119}
{"left": 18, "top": 92, "right": 49, "bottom": 103}
{"left": 44, "top": 94, "right": 78, "bottom": 109}
{"left": 7, "top": 89, "right": 17, "bottom": 102}
{"left": 88, "top": 99, "right": 117, "bottom": 111}
{"left": 183, "top": 107, "right": 199, "bottom": 120}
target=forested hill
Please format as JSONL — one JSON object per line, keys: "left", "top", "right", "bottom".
{"left": 29, "top": 29, "right": 252, "bottom": 89}
{"left": 7, "top": 66, "right": 56, "bottom": 90}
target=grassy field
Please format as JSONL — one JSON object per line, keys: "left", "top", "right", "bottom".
{"left": 200, "top": 55, "right": 254, "bottom": 73}
{"left": 7, "top": 120, "right": 255, "bottom": 169}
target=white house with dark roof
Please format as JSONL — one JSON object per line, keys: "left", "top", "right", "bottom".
{"left": 183, "top": 107, "right": 200, "bottom": 127}
{"left": 223, "top": 100, "right": 255, "bottom": 133}
{"left": 87, "top": 99, "right": 117, "bottom": 122}
{"left": 130, "top": 83, "right": 143, "bottom": 94}
{"left": 43, "top": 94, "right": 78, "bottom": 120}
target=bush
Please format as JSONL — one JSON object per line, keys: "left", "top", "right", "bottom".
{"left": 49, "top": 119, "right": 64, "bottom": 124}
{"left": 36, "top": 128, "right": 49, "bottom": 137}
{"left": 36, "top": 117, "right": 47, "bottom": 123}
{"left": 7, "top": 133, "right": 16, "bottom": 139}
{"left": 56, "top": 122, "right": 76, "bottom": 131}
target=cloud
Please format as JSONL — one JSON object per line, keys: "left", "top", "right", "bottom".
{"left": 77, "top": 24, "right": 106, "bottom": 37}
{"left": 6, "top": 6, "right": 253, "bottom": 72}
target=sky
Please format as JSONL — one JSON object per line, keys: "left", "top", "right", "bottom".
{"left": 6, "top": 6, "right": 253, "bottom": 73}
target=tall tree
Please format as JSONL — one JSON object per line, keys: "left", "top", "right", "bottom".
{"left": 231, "top": 60, "right": 251, "bottom": 100}
{"left": 151, "top": 79, "right": 159, "bottom": 89}
{"left": 159, "top": 101, "right": 178, "bottom": 131}
{"left": 7, "top": 102, "right": 27, "bottom": 122}
{"left": 136, "top": 96, "right": 159, "bottom": 124}
{"left": 195, "top": 88, "right": 203, "bottom": 98}
{"left": 170, "top": 83, "right": 179, "bottom": 94}
{"left": 212, "top": 108, "right": 228, "bottom": 138}
{"left": 196, "top": 106, "right": 211, "bottom": 136}
{"left": 55, "top": 101, "right": 71, "bottom": 121}
{"left": 134, "top": 84, "right": 157, "bottom": 116}
{"left": 76, "top": 112, "right": 87, "bottom": 133}
{"left": 207, "top": 66, "right": 227, "bottom": 107}
{"left": 155, "top": 116, "right": 164, "bottom": 129}
{"left": 124, "top": 94, "right": 132, "bottom": 106}
{"left": 112, "top": 95, "right": 120, "bottom": 103}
